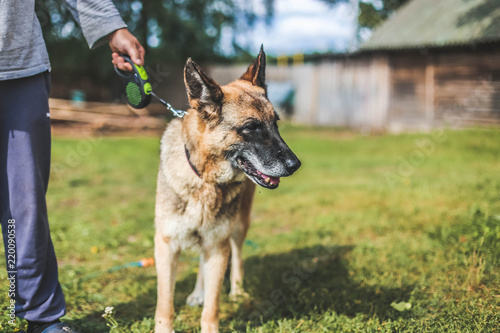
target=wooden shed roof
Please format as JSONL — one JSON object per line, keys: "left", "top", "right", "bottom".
{"left": 360, "top": 0, "right": 500, "bottom": 51}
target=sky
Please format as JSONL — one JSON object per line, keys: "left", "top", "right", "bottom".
{"left": 236, "top": 0, "right": 359, "bottom": 56}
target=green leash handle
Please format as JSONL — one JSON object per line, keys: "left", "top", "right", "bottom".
{"left": 114, "top": 54, "right": 152, "bottom": 109}
{"left": 114, "top": 55, "right": 187, "bottom": 117}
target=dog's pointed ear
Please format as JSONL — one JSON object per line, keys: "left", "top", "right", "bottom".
{"left": 240, "top": 45, "right": 267, "bottom": 92}
{"left": 184, "top": 58, "right": 223, "bottom": 120}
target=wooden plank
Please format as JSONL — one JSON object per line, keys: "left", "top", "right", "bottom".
{"left": 50, "top": 108, "right": 165, "bottom": 129}
{"left": 49, "top": 98, "right": 137, "bottom": 116}
{"left": 426, "top": 54, "right": 435, "bottom": 124}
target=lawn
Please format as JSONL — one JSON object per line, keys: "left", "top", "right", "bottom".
{"left": 0, "top": 125, "right": 499, "bottom": 332}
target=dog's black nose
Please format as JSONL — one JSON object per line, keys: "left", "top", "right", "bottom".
{"left": 285, "top": 156, "right": 301, "bottom": 173}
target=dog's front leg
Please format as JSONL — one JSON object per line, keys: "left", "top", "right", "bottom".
{"left": 155, "top": 232, "right": 180, "bottom": 333}
{"left": 230, "top": 181, "right": 254, "bottom": 299}
{"left": 229, "top": 224, "right": 247, "bottom": 298}
{"left": 187, "top": 254, "right": 205, "bottom": 307}
{"left": 201, "top": 238, "right": 230, "bottom": 333}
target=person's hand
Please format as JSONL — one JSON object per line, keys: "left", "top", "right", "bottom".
{"left": 108, "top": 28, "right": 145, "bottom": 71}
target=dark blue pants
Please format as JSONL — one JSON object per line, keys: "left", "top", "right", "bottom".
{"left": 0, "top": 72, "right": 66, "bottom": 322}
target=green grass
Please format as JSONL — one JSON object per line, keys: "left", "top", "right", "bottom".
{"left": 0, "top": 126, "right": 499, "bottom": 332}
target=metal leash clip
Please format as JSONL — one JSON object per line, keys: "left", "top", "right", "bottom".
{"left": 148, "top": 91, "right": 188, "bottom": 118}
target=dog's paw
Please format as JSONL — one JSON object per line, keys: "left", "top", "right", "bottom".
{"left": 186, "top": 290, "right": 204, "bottom": 307}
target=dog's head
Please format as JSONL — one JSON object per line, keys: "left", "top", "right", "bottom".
{"left": 183, "top": 46, "right": 301, "bottom": 189}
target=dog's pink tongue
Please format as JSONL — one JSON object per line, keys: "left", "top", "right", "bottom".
{"left": 257, "top": 170, "right": 281, "bottom": 186}
{"left": 268, "top": 176, "right": 280, "bottom": 186}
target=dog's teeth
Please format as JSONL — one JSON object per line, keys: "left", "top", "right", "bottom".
{"left": 265, "top": 177, "right": 270, "bottom": 183}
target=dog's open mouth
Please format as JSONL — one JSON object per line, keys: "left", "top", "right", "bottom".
{"left": 237, "top": 157, "right": 280, "bottom": 189}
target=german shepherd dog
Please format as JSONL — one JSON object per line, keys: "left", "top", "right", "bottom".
{"left": 154, "top": 47, "right": 301, "bottom": 333}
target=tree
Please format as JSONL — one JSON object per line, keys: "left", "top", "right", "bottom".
{"left": 35, "top": 0, "right": 273, "bottom": 100}
{"left": 316, "top": 0, "right": 409, "bottom": 29}
{"left": 358, "top": 0, "right": 409, "bottom": 29}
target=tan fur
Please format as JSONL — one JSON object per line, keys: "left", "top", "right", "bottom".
{"left": 154, "top": 53, "right": 282, "bottom": 333}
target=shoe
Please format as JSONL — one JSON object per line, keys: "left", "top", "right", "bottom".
{"left": 41, "top": 323, "right": 78, "bottom": 333}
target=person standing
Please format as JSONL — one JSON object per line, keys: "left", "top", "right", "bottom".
{"left": 0, "top": 1, "right": 145, "bottom": 332}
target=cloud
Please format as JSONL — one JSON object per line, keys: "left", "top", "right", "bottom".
{"left": 249, "top": 0, "right": 357, "bottom": 55}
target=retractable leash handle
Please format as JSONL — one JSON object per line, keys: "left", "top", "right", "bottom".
{"left": 114, "top": 55, "right": 187, "bottom": 117}
{"left": 114, "top": 54, "right": 152, "bottom": 109}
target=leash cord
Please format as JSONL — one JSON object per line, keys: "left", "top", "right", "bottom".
{"left": 149, "top": 90, "right": 187, "bottom": 118}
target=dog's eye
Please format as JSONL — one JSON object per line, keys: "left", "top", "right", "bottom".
{"left": 243, "top": 122, "right": 260, "bottom": 131}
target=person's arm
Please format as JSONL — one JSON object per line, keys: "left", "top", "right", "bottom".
{"left": 62, "top": 0, "right": 144, "bottom": 71}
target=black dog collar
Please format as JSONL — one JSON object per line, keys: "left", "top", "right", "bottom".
{"left": 185, "top": 146, "right": 201, "bottom": 178}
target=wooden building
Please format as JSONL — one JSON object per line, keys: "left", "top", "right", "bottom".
{"left": 211, "top": 0, "right": 500, "bottom": 132}
{"left": 358, "top": 0, "right": 500, "bottom": 131}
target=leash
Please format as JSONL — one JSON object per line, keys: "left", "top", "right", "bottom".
{"left": 79, "top": 257, "right": 155, "bottom": 282}
{"left": 184, "top": 146, "right": 202, "bottom": 178}
{"left": 78, "top": 239, "right": 259, "bottom": 282}
{"left": 114, "top": 55, "right": 187, "bottom": 118}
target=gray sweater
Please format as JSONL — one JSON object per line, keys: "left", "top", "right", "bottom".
{"left": 0, "top": 0, "right": 127, "bottom": 80}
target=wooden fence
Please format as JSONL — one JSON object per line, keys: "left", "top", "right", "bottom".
{"left": 210, "top": 45, "right": 500, "bottom": 132}
{"left": 210, "top": 57, "right": 390, "bottom": 132}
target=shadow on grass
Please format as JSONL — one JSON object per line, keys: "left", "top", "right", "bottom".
{"left": 70, "top": 245, "right": 413, "bottom": 332}
{"left": 228, "top": 245, "right": 414, "bottom": 331}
